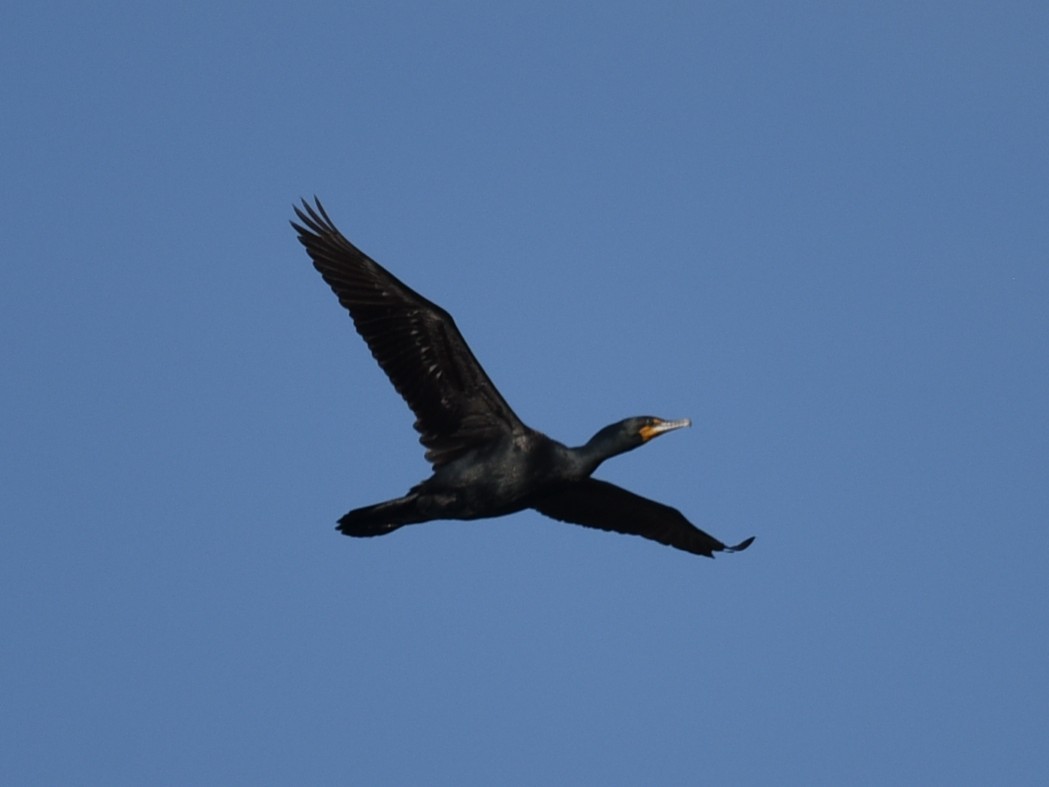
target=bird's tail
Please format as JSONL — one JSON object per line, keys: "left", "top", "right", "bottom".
{"left": 336, "top": 495, "right": 424, "bottom": 538}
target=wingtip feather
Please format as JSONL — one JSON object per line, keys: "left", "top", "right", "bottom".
{"left": 725, "top": 535, "right": 755, "bottom": 553}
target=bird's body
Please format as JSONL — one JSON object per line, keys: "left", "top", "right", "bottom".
{"left": 292, "top": 198, "right": 754, "bottom": 558}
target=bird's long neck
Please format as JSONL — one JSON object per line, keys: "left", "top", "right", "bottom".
{"left": 569, "top": 425, "right": 635, "bottom": 476}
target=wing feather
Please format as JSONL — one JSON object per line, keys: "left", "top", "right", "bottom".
{"left": 532, "top": 479, "right": 755, "bottom": 558}
{"left": 292, "top": 198, "right": 527, "bottom": 466}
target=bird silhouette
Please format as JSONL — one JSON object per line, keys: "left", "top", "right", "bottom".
{"left": 292, "top": 198, "right": 754, "bottom": 558}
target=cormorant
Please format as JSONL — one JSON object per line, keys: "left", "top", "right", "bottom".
{"left": 292, "top": 198, "right": 755, "bottom": 559}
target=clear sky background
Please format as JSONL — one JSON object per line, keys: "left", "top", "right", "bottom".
{"left": 3, "top": 2, "right": 1047, "bottom": 784}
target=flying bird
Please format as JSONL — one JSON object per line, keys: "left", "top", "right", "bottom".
{"left": 292, "top": 198, "right": 754, "bottom": 558}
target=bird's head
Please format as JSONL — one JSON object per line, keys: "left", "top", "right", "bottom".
{"left": 586, "top": 416, "right": 692, "bottom": 464}
{"left": 629, "top": 415, "right": 688, "bottom": 447}
{"left": 634, "top": 415, "right": 692, "bottom": 443}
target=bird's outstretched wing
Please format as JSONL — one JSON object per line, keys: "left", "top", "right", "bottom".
{"left": 531, "top": 479, "right": 755, "bottom": 558}
{"left": 292, "top": 198, "right": 527, "bottom": 467}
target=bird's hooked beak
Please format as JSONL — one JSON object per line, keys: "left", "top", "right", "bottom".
{"left": 639, "top": 417, "right": 692, "bottom": 442}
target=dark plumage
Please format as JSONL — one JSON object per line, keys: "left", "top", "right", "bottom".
{"left": 292, "top": 198, "right": 754, "bottom": 558}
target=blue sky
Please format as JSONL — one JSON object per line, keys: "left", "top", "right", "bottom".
{"left": 3, "top": 2, "right": 1047, "bottom": 784}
